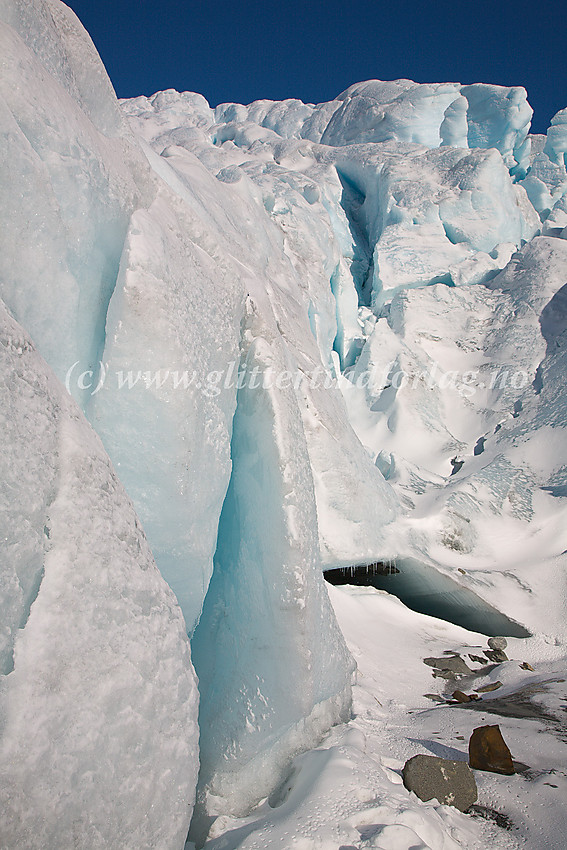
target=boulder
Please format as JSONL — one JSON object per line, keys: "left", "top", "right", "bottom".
{"left": 402, "top": 755, "right": 477, "bottom": 811}
{"left": 433, "top": 669, "right": 458, "bottom": 680}
{"left": 520, "top": 661, "right": 535, "bottom": 671}
{"left": 488, "top": 637, "right": 508, "bottom": 651}
{"left": 469, "top": 725, "right": 515, "bottom": 775}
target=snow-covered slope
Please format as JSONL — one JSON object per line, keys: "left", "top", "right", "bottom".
{"left": 2, "top": 0, "right": 567, "bottom": 847}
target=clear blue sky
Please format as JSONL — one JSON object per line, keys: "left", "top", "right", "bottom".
{"left": 65, "top": 0, "right": 565, "bottom": 135}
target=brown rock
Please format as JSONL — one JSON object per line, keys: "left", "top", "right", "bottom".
{"left": 469, "top": 725, "right": 515, "bottom": 775}
{"left": 520, "top": 661, "right": 535, "bottom": 671}
{"left": 475, "top": 681, "right": 502, "bottom": 693}
{"left": 452, "top": 690, "right": 472, "bottom": 703}
{"left": 484, "top": 649, "right": 509, "bottom": 663}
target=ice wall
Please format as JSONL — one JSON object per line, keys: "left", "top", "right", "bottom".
{"left": 0, "top": 303, "right": 199, "bottom": 849}
{"left": 1, "top": 1, "right": 361, "bottom": 837}
{"left": 340, "top": 237, "right": 567, "bottom": 636}
{"left": 129, "top": 78, "right": 564, "bottom": 640}
{"left": 89, "top": 174, "right": 245, "bottom": 633}
{"left": 192, "top": 297, "right": 354, "bottom": 823}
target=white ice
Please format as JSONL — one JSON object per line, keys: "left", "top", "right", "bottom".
{"left": 0, "top": 303, "right": 199, "bottom": 849}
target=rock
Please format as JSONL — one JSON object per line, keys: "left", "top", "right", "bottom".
{"left": 484, "top": 648, "right": 509, "bottom": 663}
{"left": 488, "top": 637, "right": 508, "bottom": 651}
{"left": 475, "top": 681, "right": 503, "bottom": 693}
{"left": 402, "top": 754, "right": 477, "bottom": 811}
{"left": 433, "top": 669, "right": 458, "bottom": 680}
{"left": 520, "top": 661, "right": 535, "bottom": 671}
{"left": 424, "top": 655, "right": 473, "bottom": 675}
{"left": 469, "top": 654, "right": 489, "bottom": 665}
{"left": 424, "top": 693, "right": 446, "bottom": 702}
{"left": 468, "top": 725, "right": 515, "bottom": 775}
{"left": 452, "top": 690, "right": 472, "bottom": 703}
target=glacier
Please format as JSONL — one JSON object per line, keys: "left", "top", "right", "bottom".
{"left": 1, "top": 0, "right": 567, "bottom": 847}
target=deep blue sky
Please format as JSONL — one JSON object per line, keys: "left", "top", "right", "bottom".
{"left": 65, "top": 0, "right": 565, "bottom": 135}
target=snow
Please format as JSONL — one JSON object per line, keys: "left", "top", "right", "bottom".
{"left": 200, "top": 584, "right": 567, "bottom": 849}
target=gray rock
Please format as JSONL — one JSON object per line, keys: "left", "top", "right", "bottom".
{"left": 402, "top": 754, "right": 477, "bottom": 811}
{"left": 423, "top": 655, "right": 473, "bottom": 675}
{"left": 433, "top": 669, "right": 458, "bottom": 680}
{"left": 488, "top": 637, "right": 508, "bottom": 651}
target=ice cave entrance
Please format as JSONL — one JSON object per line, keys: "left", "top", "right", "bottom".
{"left": 324, "top": 557, "right": 530, "bottom": 638}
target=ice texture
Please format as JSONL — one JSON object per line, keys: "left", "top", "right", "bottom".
{"left": 0, "top": 303, "right": 199, "bottom": 849}
{"left": 191, "top": 297, "right": 354, "bottom": 822}
{"left": 0, "top": 0, "right": 154, "bottom": 406}
{"left": 544, "top": 107, "right": 567, "bottom": 169}
{"left": 320, "top": 80, "right": 533, "bottom": 176}
{"left": 89, "top": 177, "right": 244, "bottom": 633}
{"left": 129, "top": 86, "right": 539, "bottom": 324}
{"left": 203, "top": 78, "right": 534, "bottom": 176}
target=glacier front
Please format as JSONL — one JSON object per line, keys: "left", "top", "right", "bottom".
{"left": 1, "top": 0, "right": 567, "bottom": 847}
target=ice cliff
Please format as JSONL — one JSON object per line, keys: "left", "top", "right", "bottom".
{"left": 1, "top": 0, "right": 566, "bottom": 847}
